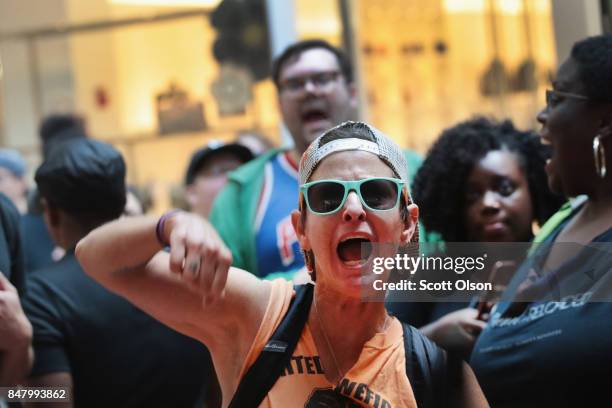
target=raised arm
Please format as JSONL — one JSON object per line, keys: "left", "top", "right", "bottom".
{"left": 75, "top": 212, "right": 270, "bottom": 351}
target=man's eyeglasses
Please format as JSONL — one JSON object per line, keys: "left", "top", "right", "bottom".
{"left": 545, "top": 89, "right": 589, "bottom": 108}
{"left": 279, "top": 71, "right": 341, "bottom": 95}
{"left": 300, "top": 177, "right": 405, "bottom": 215}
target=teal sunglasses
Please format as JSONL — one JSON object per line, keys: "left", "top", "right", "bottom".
{"left": 300, "top": 177, "right": 405, "bottom": 215}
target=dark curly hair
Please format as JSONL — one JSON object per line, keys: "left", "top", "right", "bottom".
{"left": 571, "top": 34, "right": 612, "bottom": 102}
{"left": 412, "top": 117, "right": 564, "bottom": 242}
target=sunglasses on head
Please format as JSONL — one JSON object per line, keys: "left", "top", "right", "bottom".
{"left": 300, "top": 177, "right": 405, "bottom": 215}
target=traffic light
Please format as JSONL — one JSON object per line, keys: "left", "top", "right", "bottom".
{"left": 211, "top": 0, "right": 271, "bottom": 81}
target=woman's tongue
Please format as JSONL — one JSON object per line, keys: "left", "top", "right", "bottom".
{"left": 337, "top": 239, "right": 371, "bottom": 266}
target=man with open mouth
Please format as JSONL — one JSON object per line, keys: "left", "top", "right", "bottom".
{"left": 208, "top": 39, "right": 422, "bottom": 280}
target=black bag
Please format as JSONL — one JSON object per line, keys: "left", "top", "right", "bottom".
{"left": 229, "top": 284, "right": 461, "bottom": 408}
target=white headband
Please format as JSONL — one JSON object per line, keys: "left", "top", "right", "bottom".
{"left": 299, "top": 121, "right": 410, "bottom": 187}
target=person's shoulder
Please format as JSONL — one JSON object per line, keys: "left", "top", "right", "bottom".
{"left": 0, "top": 191, "right": 18, "bottom": 213}
{"left": 23, "top": 258, "right": 80, "bottom": 317}
{"left": 599, "top": 229, "right": 612, "bottom": 242}
{"left": 233, "top": 278, "right": 295, "bottom": 378}
{"left": 20, "top": 212, "right": 47, "bottom": 231}
{"left": 226, "top": 148, "right": 287, "bottom": 185}
{"left": 0, "top": 192, "right": 20, "bottom": 234}
{"left": 27, "top": 254, "right": 81, "bottom": 290}
{"left": 0, "top": 193, "right": 23, "bottom": 278}
{"left": 403, "top": 149, "right": 423, "bottom": 181}
{"left": 532, "top": 201, "right": 573, "bottom": 241}
{"left": 211, "top": 148, "right": 287, "bottom": 220}
{"left": 403, "top": 148, "right": 422, "bottom": 163}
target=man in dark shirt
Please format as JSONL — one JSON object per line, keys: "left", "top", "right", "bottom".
{"left": 22, "top": 114, "right": 88, "bottom": 273}
{"left": 23, "top": 138, "right": 214, "bottom": 407}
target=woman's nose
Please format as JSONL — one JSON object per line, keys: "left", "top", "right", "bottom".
{"left": 536, "top": 106, "right": 548, "bottom": 126}
{"left": 342, "top": 191, "right": 366, "bottom": 222}
{"left": 481, "top": 191, "right": 501, "bottom": 214}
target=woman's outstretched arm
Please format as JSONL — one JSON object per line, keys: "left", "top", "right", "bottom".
{"left": 75, "top": 212, "right": 270, "bottom": 350}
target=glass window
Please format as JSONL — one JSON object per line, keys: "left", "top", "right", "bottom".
{"left": 343, "top": 0, "right": 555, "bottom": 151}
{"left": 22, "top": 1, "right": 282, "bottom": 212}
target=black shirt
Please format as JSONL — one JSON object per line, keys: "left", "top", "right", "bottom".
{"left": 20, "top": 213, "right": 56, "bottom": 273}
{"left": 0, "top": 193, "right": 25, "bottom": 294}
{"left": 386, "top": 301, "right": 467, "bottom": 328}
{"left": 470, "top": 214, "right": 612, "bottom": 408}
{"left": 23, "top": 252, "right": 214, "bottom": 408}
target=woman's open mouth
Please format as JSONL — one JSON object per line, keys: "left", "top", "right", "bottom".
{"left": 336, "top": 237, "right": 373, "bottom": 267}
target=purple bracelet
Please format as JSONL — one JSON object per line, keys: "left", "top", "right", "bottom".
{"left": 155, "top": 210, "right": 181, "bottom": 247}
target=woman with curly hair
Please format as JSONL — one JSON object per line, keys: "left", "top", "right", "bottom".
{"left": 388, "top": 117, "right": 564, "bottom": 356}
{"left": 414, "top": 117, "right": 562, "bottom": 243}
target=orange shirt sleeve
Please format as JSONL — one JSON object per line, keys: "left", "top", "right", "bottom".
{"left": 238, "top": 278, "right": 295, "bottom": 380}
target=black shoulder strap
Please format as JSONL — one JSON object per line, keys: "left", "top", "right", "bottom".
{"left": 402, "top": 323, "right": 462, "bottom": 408}
{"left": 229, "top": 283, "right": 314, "bottom": 408}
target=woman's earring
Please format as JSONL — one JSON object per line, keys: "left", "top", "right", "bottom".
{"left": 593, "top": 135, "right": 607, "bottom": 178}
{"left": 303, "top": 250, "right": 316, "bottom": 281}
{"left": 303, "top": 250, "right": 313, "bottom": 271}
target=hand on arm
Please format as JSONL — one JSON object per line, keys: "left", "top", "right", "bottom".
{"left": 0, "top": 272, "right": 33, "bottom": 386}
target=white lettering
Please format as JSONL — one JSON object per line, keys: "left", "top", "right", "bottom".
{"left": 419, "top": 280, "right": 453, "bottom": 291}
{"left": 454, "top": 280, "right": 493, "bottom": 291}
{"left": 373, "top": 257, "right": 384, "bottom": 274}
{"left": 373, "top": 279, "right": 383, "bottom": 290}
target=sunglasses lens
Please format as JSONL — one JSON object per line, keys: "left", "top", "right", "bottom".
{"left": 307, "top": 182, "right": 345, "bottom": 213}
{"left": 361, "top": 179, "right": 399, "bottom": 210}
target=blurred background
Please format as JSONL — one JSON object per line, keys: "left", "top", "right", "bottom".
{"left": 1, "top": 0, "right": 610, "bottom": 213}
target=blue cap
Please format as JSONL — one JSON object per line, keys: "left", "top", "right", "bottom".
{"left": 0, "top": 149, "right": 26, "bottom": 177}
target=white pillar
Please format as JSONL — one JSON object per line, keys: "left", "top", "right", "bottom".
{"left": 0, "top": 0, "right": 72, "bottom": 165}
{"left": 551, "top": 0, "right": 602, "bottom": 64}
{"left": 265, "top": 0, "right": 298, "bottom": 147}
{"left": 265, "top": 0, "right": 298, "bottom": 58}
{"left": 0, "top": 40, "right": 38, "bottom": 151}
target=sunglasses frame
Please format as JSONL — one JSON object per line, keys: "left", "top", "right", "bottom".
{"left": 545, "top": 89, "right": 589, "bottom": 108}
{"left": 300, "top": 177, "right": 405, "bottom": 215}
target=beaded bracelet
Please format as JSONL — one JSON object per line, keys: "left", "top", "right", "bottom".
{"left": 155, "top": 209, "right": 181, "bottom": 247}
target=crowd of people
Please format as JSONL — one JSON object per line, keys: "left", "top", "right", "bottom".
{"left": 0, "top": 33, "right": 611, "bottom": 408}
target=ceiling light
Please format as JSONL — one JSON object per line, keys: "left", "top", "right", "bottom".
{"left": 109, "top": 0, "right": 221, "bottom": 8}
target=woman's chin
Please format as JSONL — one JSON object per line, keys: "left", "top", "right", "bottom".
{"left": 331, "top": 260, "right": 386, "bottom": 300}
{"left": 342, "top": 271, "right": 366, "bottom": 292}
{"left": 323, "top": 261, "right": 362, "bottom": 294}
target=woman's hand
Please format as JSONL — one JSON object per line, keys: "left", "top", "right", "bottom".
{"left": 421, "top": 308, "right": 486, "bottom": 357}
{"left": 162, "top": 212, "right": 233, "bottom": 305}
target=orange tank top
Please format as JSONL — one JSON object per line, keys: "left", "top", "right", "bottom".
{"left": 237, "top": 279, "right": 418, "bottom": 408}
